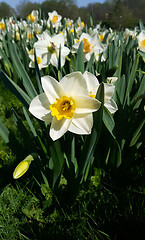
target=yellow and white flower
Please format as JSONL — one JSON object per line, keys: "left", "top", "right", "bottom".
{"left": 34, "top": 32, "right": 70, "bottom": 68}
{"left": 137, "top": 30, "right": 145, "bottom": 52}
{"left": 48, "top": 10, "right": 62, "bottom": 28}
{"left": 73, "top": 32, "right": 106, "bottom": 62}
{"left": 28, "top": 10, "right": 39, "bottom": 23}
{"left": 29, "top": 72, "right": 101, "bottom": 141}
{"left": 28, "top": 52, "right": 48, "bottom": 69}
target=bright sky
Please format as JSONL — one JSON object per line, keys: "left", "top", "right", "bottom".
{"left": 1, "top": 0, "right": 106, "bottom": 10}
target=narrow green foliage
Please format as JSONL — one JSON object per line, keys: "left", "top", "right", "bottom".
{"left": 76, "top": 41, "right": 84, "bottom": 73}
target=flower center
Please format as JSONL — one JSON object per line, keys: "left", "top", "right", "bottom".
{"left": 52, "top": 15, "right": 58, "bottom": 24}
{"left": 33, "top": 56, "right": 41, "bottom": 64}
{"left": 140, "top": 39, "right": 145, "bottom": 48}
{"left": 82, "top": 38, "right": 91, "bottom": 52}
{"left": 89, "top": 91, "right": 96, "bottom": 98}
{"left": 81, "top": 22, "right": 85, "bottom": 28}
{"left": 28, "top": 14, "right": 36, "bottom": 22}
{"left": 47, "top": 42, "right": 56, "bottom": 53}
{"left": 49, "top": 96, "right": 76, "bottom": 120}
{"left": 0, "top": 23, "right": 5, "bottom": 30}
{"left": 99, "top": 34, "right": 104, "bottom": 42}
{"left": 69, "top": 29, "right": 74, "bottom": 34}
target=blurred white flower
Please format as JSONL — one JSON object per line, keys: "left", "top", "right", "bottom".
{"left": 28, "top": 10, "right": 39, "bottom": 23}
{"left": 48, "top": 10, "right": 62, "bottom": 28}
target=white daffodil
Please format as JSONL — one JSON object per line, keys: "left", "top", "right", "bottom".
{"left": 29, "top": 72, "right": 101, "bottom": 141}
{"left": 64, "top": 18, "right": 74, "bottom": 29}
{"left": 83, "top": 71, "right": 118, "bottom": 114}
{"left": 137, "top": 30, "right": 145, "bottom": 52}
{"left": 73, "top": 32, "right": 106, "bottom": 62}
{"left": 28, "top": 52, "right": 48, "bottom": 69}
{"left": 124, "top": 28, "right": 137, "bottom": 40}
{"left": 48, "top": 10, "right": 62, "bottom": 28}
{"left": 0, "top": 19, "right": 6, "bottom": 34}
{"left": 34, "top": 32, "right": 70, "bottom": 68}
{"left": 77, "top": 17, "right": 85, "bottom": 30}
{"left": 28, "top": 10, "right": 39, "bottom": 23}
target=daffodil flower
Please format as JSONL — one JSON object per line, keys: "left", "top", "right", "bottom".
{"left": 29, "top": 72, "right": 101, "bottom": 141}
{"left": 28, "top": 10, "right": 39, "bottom": 23}
{"left": 83, "top": 71, "right": 118, "bottom": 114}
{"left": 73, "top": 32, "right": 106, "bottom": 62}
{"left": 28, "top": 52, "right": 48, "bottom": 69}
{"left": 137, "top": 30, "right": 145, "bottom": 52}
{"left": 34, "top": 32, "right": 70, "bottom": 68}
{"left": 48, "top": 10, "right": 62, "bottom": 28}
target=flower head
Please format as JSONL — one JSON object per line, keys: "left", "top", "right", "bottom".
{"left": 137, "top": 30, "right": 145, "bottom": 52}
{"left": 73, "top": 32, "right": 106, "bottom": 62}
{"left": 48, "top": 10, "right": 62, "bottom": 28}
{"left": 28, "top": 10, "right": 39, "bottom": 23}
{"left": 34, "top": 32, "right": 70, "bottom": 68}
{"left": 29, "top": 72, "right": 101, "bottom": 141}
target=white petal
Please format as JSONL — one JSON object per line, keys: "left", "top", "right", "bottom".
{"left": 60, "top": 72, "right": 88, "bottom": 96}
{"left": 69, "top": 113, "right": 93, "bottom": 134}
{"left": 74, "top": 96, "right": 101, "bottom": 113}
{"left": 104, "top": 99, "right": 118, "bottom": 114}
{"left": 80, "top": 33, "right": 91, "bottom": 42}
{"left": 104, "top": 83, "right": 115, "bottom": 102}
{"left": 50, "top": 53, "right": 58, "bottom": 68}
{"left": 29, "top": 93, "right": 52, "bottom": 122}
{"left": 83, "top": 71, "right": 99, "bottom": 93}
{"left": 34, "top": 40, "right": 49, "bottom": 54}
{"left": 61, "top": 46, "right": 70, "bottom": 57}
{"left": 52, "top": 34, "right": 64, "bottom": 47}
{"left": 50, "top": 117, "right": 71, "bottom": 141}
{"left": 41, "top": 75, "right": 65, "bottom": 103}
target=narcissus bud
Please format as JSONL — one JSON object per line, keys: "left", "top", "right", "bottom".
{"left": 13, "top": 153, "right": 38, "bottom": 179}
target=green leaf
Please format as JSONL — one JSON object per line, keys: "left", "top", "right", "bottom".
{"left": 114, "top": 75, "right": 126, "bottom": 105}
{"left": 34, "top": 51, "right": 43, "bottom": 94}
{"left": 0, "top": 121, "right": 9, "bottom": 143}
{"left": 130, "top": 119, "right": 145, "bottom": 147}
{"left": 78, "top": 83, "right": 104, "bottom": 183}
{"left": 124, "top": 52, "right": 139, "bottom": 106}
{"left": 76, "top": 41, "right": 84, "bottom": 73}
{"left": 23, "top": 107, "right": 37, "bottom": 137}
{"left": 12, "top": 109, "right": 36, "bottom": 153}
{"left": 85, "top": 53, "right": 94, "bottom": 72}
{"left": 8, "top": 41, "right": 37, "bottom": 99}
{"left": 71, "top": 135, "right": 78, "bottom": 174}
{"left": 0, "top": 70, "right": 31, "bottom": 108}
{"left": 138, "top": 50, "right": 145, "bottom": 59}
{"left": 49, "top": 140, "right": 65, "bottom": 188}
{"left": 103, "top": 107, "right": 115, "bottom": 136}
{"left": 0, "top": 47, "right": 13, "bottom": 76}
